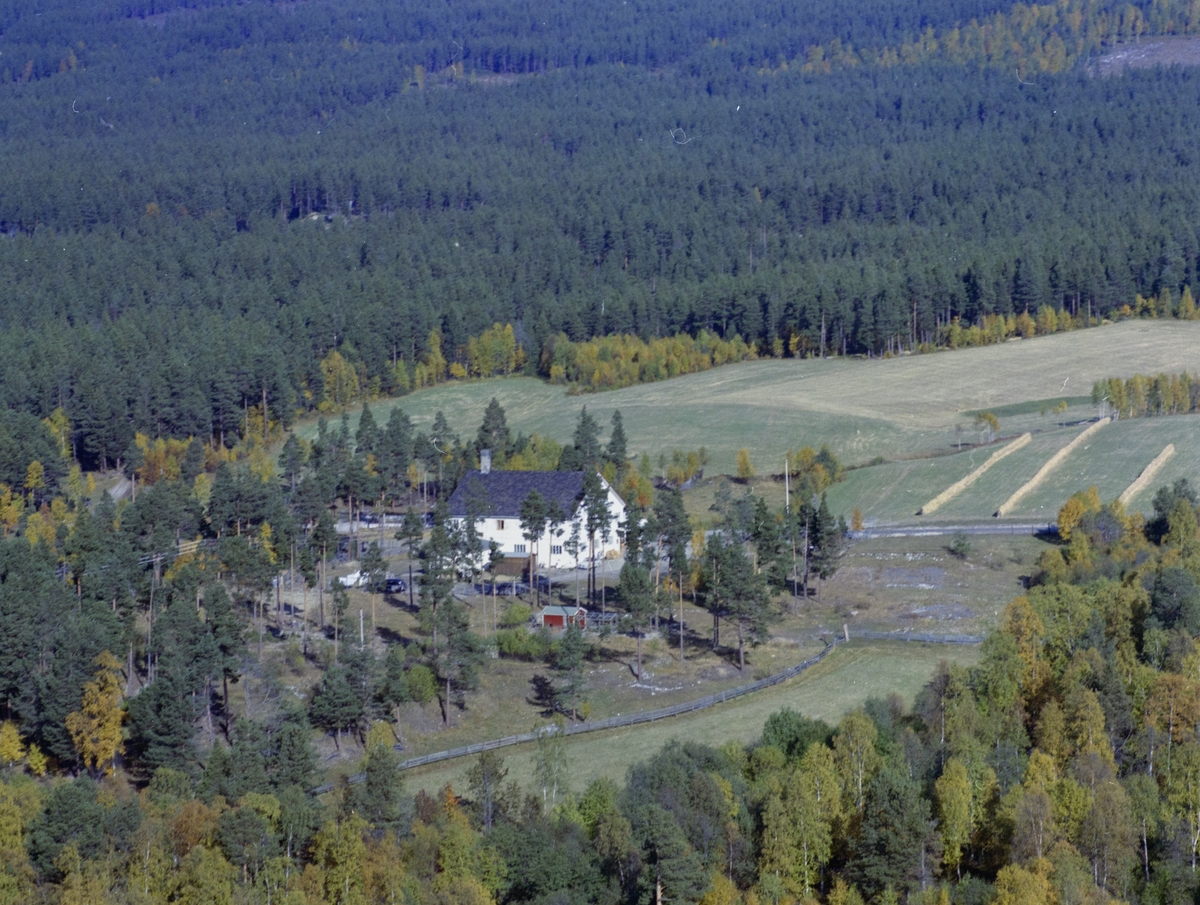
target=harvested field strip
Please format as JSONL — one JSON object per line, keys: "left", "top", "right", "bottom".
{"left": 1119, "top": 445, "right": 1176, "bottom": 505}
{"left": 919, "top": 433, "right": 1031, "bottom": 514}
{"left": 825, "top": 454, "right": 984, "bottom": 525}
{"left": 996, "top": 418, "right": 1111, "bottom": 516}
{"left": 1124, "top": 428, "right": 1200, "bottom": 510}
{"left": 999, "top": 415, "right": 1200, "bottom": 516}
{"left": 927, "top": 429, "right": 1079, "bottom": 520}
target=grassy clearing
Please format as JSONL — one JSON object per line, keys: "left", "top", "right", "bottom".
{"left": 293, "top": 321, "right": 1200, "bottom": 477}
{"left": 1006, "top": 414, "right": 1200, "bottom": 516}
{"left": 402, "top": 640, "right": 981, "bottom": 796}
{"left": 313, "top": 554, "right": 826, "bottom": 760}
{"left": 826, "top": 454, "right": 984, "bottom": 525}
{"left": 813, "top": 533, "right": 1047, "bottom": 636}
{"left": 966, "top": 396, "right": 1093, "bottom": 419}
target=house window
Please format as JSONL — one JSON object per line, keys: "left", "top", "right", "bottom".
{"left": 496, "top": 519, "right": 505, "bottom": 530}
{"left": 551, "top": 545, "right": 563, "bottom": 556}
{"left": 513, "top": 544, "right": 527, "bottom": 554}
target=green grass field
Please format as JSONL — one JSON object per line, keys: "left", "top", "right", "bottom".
{"left": 824, "top": 414, "right": 1200, "bottom": 524}
{"left": 295, "top": 320, "right": 1200, "bottom": 477}
{"left": 931, "top": 428, "right": 1079, "bottom": 520}
{"left": 401, "top": 640, "right": 981, "bottom": 796}
{"left": 1004, "top": 413, "right": 1200, "bottom": 516}
{"left": 821, "top": 428, "right": 1078, "bottom": 524}
{"left": 826, "top": 452, "right": 992, "bottom": 524}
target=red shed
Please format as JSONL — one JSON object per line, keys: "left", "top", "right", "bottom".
{"left": 537, "top": 605, "right": 587, "bottom": 630}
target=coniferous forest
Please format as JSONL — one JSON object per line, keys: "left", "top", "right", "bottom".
{"left": 3, "top": 0, "right": 1200, "bottom": 453}
{"left": 6, "top": 0, "right": 1200, "bottom": 901}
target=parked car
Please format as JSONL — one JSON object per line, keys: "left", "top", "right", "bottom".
{"left": 384, "top": 577, "right": 407, "bottom": 594}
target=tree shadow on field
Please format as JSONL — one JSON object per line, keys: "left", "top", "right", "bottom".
{"left": 376, "top": 626, "right": 407, "bottom": 646}
{"left": 528, "top": 674, "right": 557, "bottom": 716}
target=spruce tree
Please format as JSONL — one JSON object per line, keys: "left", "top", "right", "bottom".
{"left": 355, "top": 403, "right": 378, "bottom": 457}
{"left": 553, "top": 623, "right": 588, "bottom": 719}
{"left": 347, "top": 743, "right": 407, "bottom": 833}
{"left": 573, "top": 406, "right": 603, "bottom": 469}
{"left": 476, "top": 397, "right": 512, "bottom": 462}
{"left": 848, "top": 765, "right": 932, "bottom": 898}
{"left": 606, "top": 409, "right": 628, "bottom": 465}
{"left": 309, "top": 664, "right": 364, "bottom": 750}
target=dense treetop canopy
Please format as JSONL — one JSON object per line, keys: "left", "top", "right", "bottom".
{"left": 1, "top": 0, "right": 1199, "bottom": 456}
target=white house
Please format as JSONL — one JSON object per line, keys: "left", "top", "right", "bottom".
{"left": 446, "top": 450, "right": 626, "bottom": 571}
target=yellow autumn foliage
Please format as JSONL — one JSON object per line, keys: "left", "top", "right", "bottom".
{"left": 65, "top": 651, "right": 126, "bottom": 776}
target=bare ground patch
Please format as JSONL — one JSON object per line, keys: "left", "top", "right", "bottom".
{"left": 1090, "top": 37, "right": 1200, "bottom": 75}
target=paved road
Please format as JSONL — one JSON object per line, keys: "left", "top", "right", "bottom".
{"left": 853, "top": 522, "right": 1056, "bottom": 539}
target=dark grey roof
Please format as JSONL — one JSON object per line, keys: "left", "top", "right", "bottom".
{"left": 447, "top": 471, "right": 586, "bottom": 519}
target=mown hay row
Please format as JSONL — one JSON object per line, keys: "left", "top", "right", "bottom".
{"left": 918, "top": 433, "right": 1032, "bottom": 515}
{"left": 995, "top": 418, "right": 1112, "bottom": 517}
{"left": 1118, "top": 444, "right": 1176, "bottom": 506}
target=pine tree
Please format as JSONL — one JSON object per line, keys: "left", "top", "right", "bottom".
{"left": 431, "top": 598, "right": 485, "bottom": 726}
{"left": 652, "top": 487, "right": 691, "bottom": 663}
{"left": 396, "top": 506, "right": 423, "bottom": 610}
{"left": 520, "top": 490, "right": 550, "bottom": 606}
{"left": 379, "top": 407, "right": 413, "bottom": 506}
{"left": 279, "top": 434, "right": 306, "bottom": 496}
{"left": 619, "top": 563, "right": 654, "bottom": 680}
{"left": 700, "top": 536, "right": 773, "bottom": 671}
{"left": 583, "top": 471, "right": 610, "bottom": 607}
{"left": 637, "top": 804, "right": 709, "bottom": 905}
{"left": 466, "top": 750, "right": 509, "bottom": 831}
{"left": 360, "top": 541, "right": 387, "bottom": 637}
{"left": 420, "top": 499, "right": 455, "bottom": 657}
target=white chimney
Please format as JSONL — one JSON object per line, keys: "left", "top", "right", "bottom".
{"left": 481, "top": 449, "right": 491, "bottom": 474}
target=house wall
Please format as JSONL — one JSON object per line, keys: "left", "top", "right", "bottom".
{"left": 451, "top": 477, "right": 626, "bottom": 572}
